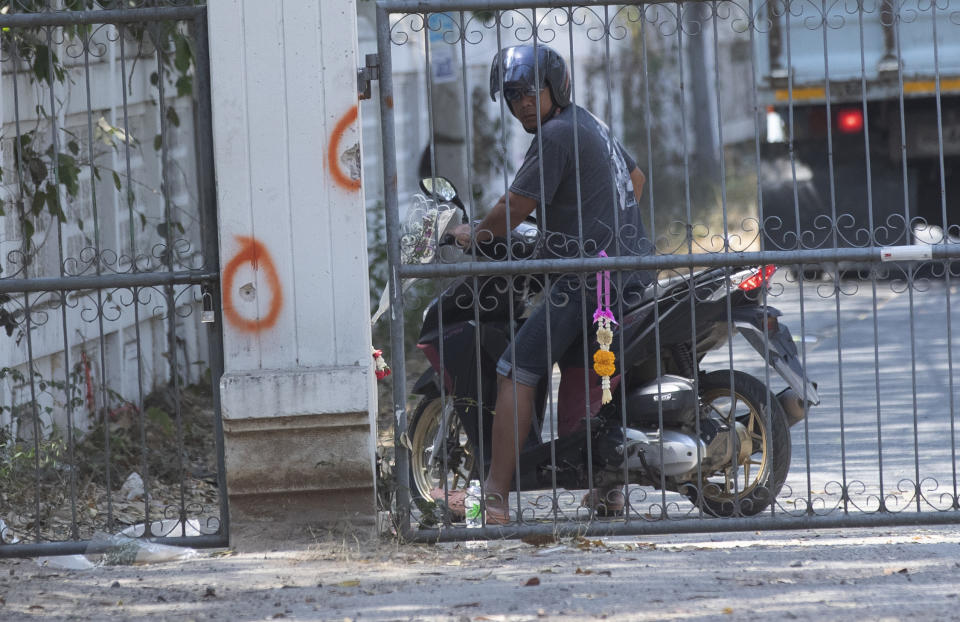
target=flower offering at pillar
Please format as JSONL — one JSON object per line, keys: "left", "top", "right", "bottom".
{"left": 372, "top": 347, "right": 391, "bottom": 380}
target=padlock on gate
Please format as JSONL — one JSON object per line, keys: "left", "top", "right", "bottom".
{"left": 201, "top": 288, "right": 215, "bottom": 324}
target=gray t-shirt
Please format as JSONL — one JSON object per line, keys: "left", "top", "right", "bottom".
{"left": 509, "top": 104, "right": 652, "bottom": 261}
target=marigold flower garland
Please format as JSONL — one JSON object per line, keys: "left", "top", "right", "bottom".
{"left": 592, "top": 251, "right": 616, "bottom": 404}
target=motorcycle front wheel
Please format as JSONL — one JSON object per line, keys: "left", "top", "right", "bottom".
{"left": 685, "top": 370, "right": 791, "bottom": 517}
{"left": 407, "top": 396, "right": 478, "bottom": 521}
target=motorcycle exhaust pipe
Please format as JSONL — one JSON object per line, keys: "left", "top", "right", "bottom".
{"left": 777, "top": 387, "right": 808, "bottom": 427}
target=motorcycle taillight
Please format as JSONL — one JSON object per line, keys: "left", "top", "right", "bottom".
{"left": 738, "top": 265, "right": 777, "bottom": 291}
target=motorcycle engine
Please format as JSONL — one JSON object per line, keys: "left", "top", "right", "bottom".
{"left": 596, "top": 376, "right": 751, "bottom": 479}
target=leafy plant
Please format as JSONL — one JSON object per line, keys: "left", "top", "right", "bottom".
{"left": 0, "top": 1, "right": 203, "bottom": 331}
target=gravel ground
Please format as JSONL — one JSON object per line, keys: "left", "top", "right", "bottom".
{"left": 2, "top": 524, "right": 960, "bottom": 621}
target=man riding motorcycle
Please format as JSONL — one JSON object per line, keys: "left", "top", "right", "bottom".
{"left": 447, "top": 44, "right": 654, "bottom": 524}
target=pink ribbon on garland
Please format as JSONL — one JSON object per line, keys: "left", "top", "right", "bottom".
{"left": 593, "top": 250, "right": 617, "bottom": 325}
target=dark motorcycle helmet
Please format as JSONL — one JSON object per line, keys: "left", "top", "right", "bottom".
{"left": 489, "top": 44, "right": 571, "bottom": 108}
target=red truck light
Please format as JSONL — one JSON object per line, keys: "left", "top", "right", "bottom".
{"left": 837, "top": 109, "right": 864, "bottom": 134}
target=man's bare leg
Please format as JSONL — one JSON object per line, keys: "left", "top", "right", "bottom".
{"left": 483, "top": 374, "right": 536, "bottom": 518}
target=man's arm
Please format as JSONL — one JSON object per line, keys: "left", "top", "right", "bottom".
{"left": 630, "top": 167, "right": 646, "bottom": 199}
{"left": 453, "top": 192, "right": 538, "bottom": 247}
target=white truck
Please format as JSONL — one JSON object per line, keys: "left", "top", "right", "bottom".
{"left": 756, "top": 0, "right": 960, "bottom": 255}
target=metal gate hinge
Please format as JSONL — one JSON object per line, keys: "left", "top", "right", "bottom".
{"left": 358, "top": 53, "right": 380, "bottom": 101}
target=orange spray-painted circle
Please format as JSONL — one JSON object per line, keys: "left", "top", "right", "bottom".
{"left": 222, "top": 236, "right": 283, "bottom": 333}
{"left": 328, "top": 105, "right": 361, "bottom": 191}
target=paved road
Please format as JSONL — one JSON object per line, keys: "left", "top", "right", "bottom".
{"left": 700, "top": 271, "right": 960, "bottom": 516}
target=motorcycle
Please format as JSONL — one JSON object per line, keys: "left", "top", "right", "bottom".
{"left": 399, "top": 177, "right": 820, "bottom": 521}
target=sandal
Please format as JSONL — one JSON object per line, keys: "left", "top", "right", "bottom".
{"left": 429, "top": 487, "right": 466, "bottom": 520}
{"left": 483, "top": 492, "right": 511, "bottom": 525}
{"left": 582, "top": 488, "right": 625, "bottom": 518}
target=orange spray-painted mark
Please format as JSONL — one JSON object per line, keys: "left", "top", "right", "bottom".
{"left": 222, "top": 236, "right": 283, "bottom": 333}
{"left": 328, "top": 105, "right": 362, "bottom": 191}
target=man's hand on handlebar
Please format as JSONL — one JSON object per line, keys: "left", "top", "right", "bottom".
{"left": 451, "top": 223, "right": 473, "bottom": 248}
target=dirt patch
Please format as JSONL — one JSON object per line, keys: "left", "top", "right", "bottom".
{"left": 0, "top": 384, "right": 221, "bottom": 544}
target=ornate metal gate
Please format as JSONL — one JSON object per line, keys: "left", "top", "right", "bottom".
{"left": 0, "top": 1, "right": 226, "bottom": 557}
{"left": 374, "top": 0, "right": 960, "bottom": 541}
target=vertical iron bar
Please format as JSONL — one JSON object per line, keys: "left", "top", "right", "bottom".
{"left": 711, "top": 1, "right": 727, "bottom": 244}
{"left": 534, "top": 7, "right": 568, "bottom": 525}
{"left": 526, "top": 9, "right": 557, "bottom": 524}
{"left": 47, "top": 18, "right": 79, "bottom": 540}
{"left": 599, "top": 2, "right": 628, "bottom": 524}
{"left": 422, "top": 10, "right": 452, "bottom": 525}
{"left": 855, "top": 0, "right": 885, "bottom": 509}
{"left": 749, "top": 0, "right": 763, "bottom": 252}
{"left": 453, "top": 15, "right": 492, "bottom": 524}
{"left": 462, "top": 12, "right": 489, "bottom": 529}
{"left": 563, "top": 5, "right": 584, "bottom": 525}
{"left": 929, "top": 0, "right": 958, "bottom": 509}
{"left": 751, "top": 0, "right": 782, "bottom": 516}
{"left": 58, "top": 212, "right": 79, "bottom": 542}
{"left": 8, "top": 11, "right": 42, "bottom": 543}
{"left": 818, "top": 0, "right": 849, "bottom": 512}
{"left": 498, "top": 8, "right": 540, "bottom": 525}
{"left": 78, "top": 12, "right": 116, "bottom": 535}
{"left": 490, "top": 9, "right": 523, "bottom": 526}
{"left": 783, "top": 0, "right": 813, "bottom": 512}
{"left": 155, "top": 31, "right": 188, "bottom": 534}
{"left": 530, "top": 8, "right": 559, "bottom": 523}
{"left": 638, "top": 1, "right": 669, "bottom": 517}
{"left": 192, "top": 10, "right": 229, "bottom": 537}
{"left": 376, "top": 4, "right": 412, "bottom": 535}
{"left": 889, "top": 0, "right": 921, "bottom": 511}
{"left": 116, "top": 10, "right": 153, "bottom": 538}
{"left": 710, "top": 0, "right": 745, "bottom": 515}
{"left": 24, "top": 300, "right": 39, "bottom": 543}
{"left": 457, "top": 9, "right": 474, "bottom": 221}
{"left": 676, "top": 0, "right": 705, "bottom": 516}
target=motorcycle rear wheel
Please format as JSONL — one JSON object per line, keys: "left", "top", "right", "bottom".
{"left": 685, "top": 370, "right": 791, "bottom": 517}
{"left": 407, "top": 396, "right": 478, "bottom": 522}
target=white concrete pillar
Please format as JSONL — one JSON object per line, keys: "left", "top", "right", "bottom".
{"left": 208, "top": 0, "right": 376, "bottom": 541}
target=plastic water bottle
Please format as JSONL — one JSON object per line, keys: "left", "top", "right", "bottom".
{"left": 464, "top": 480, "right": 485, "bottom": 549}
{"left": 465, "top": 480, "right": 482, "bottom": 528}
